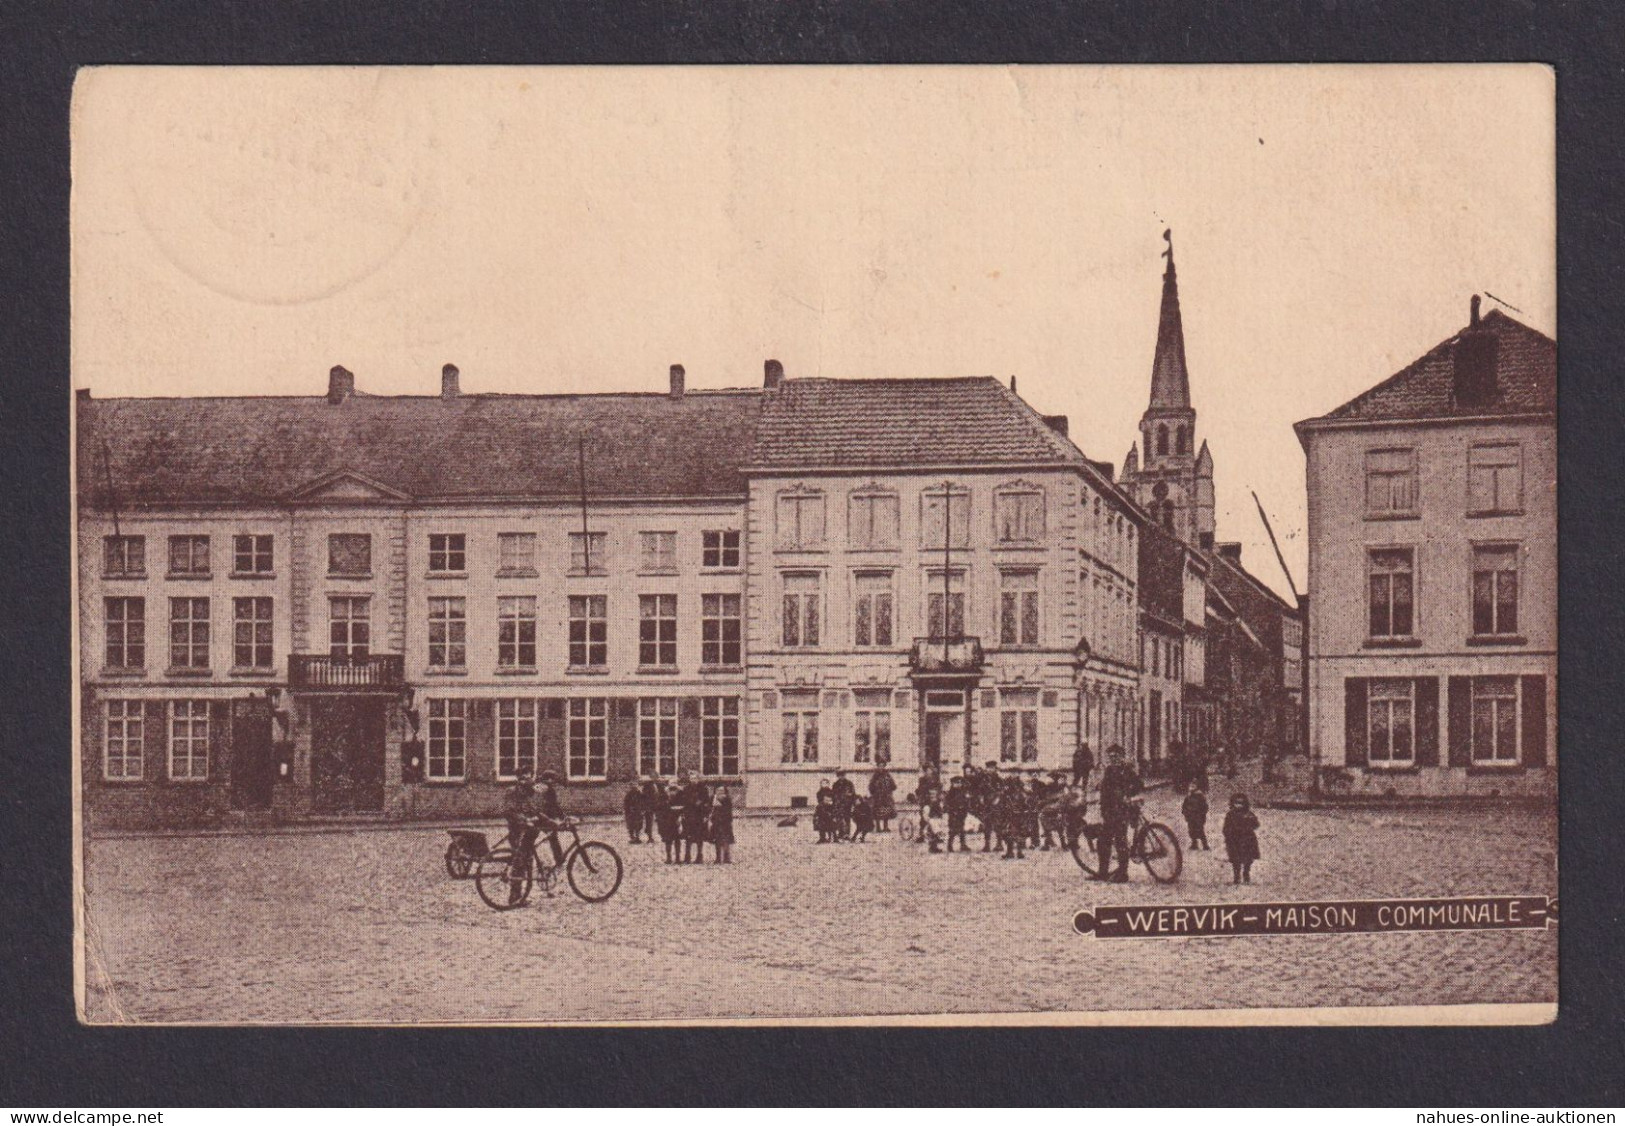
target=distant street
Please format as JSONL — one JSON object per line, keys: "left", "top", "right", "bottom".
{"left": 82, "top": 781, "right": 1556, "bottom": 1023}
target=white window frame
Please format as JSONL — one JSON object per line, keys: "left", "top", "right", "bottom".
{"left": 638, "top": 696, "right": 679, "bottom": 777}
{"left": 701, "top": 593, "right": 743, "bottom": 668}
{"left": 852, "top": 694, "right": 893, "bottom": 765}
{"left": 568, "top": 531, "right": 608, "bottom": 576}
{"left": 924, "top": 568, "right": 967, "bottom": 643}
{"left": 428, "top": 533, "right": 467, "bottom": 575}
{"left": 427, "top": 596, "right": 466, "bottom": 670}
{"left": 169, "top": 596, "right": 210, "bottom": 670}
{"left": 1471, "top": 544, "right": 1520, "bottom": 638}
{"left": 568, "top": 594, "right": 608, "bottom": 669}
{"left": 103, "top": 534, "right": 146, "bottom": 578}
{"left": 848, "top": 490, "right": 900, "bottom": 551}
{"left": 497, "top": 532, "right": 537, "bottom": 576}
{"left": 496, "top": 698, "right": 538, "bottom": 781}
{"left": 782, "top": 573, "right": 822, "bottom": 649}
{"left": 426, "top": 698, "right": 467, "bottom": 781}
{"left": 638, "top": 593, "right": 678, "bottom": 668}
{"left": 702, "top": 529, "right": 741, "bottom": 569}
{"left": 232, "top": 596, "right": 274, "bottom": 670}
{"left": 232, "top": 534, "right": 274, "bottom": 576}
{"left": 776, "top": 490, "right": 827, "bottom": 552}
{"left": 327, "top": 596, "right": 371, "bottom": 660}
{"left": 568, "top": 698, "right": 609, "bottom": 780}
{"left": 999, "top": 689, "right": 1040, "bottom": 764}
{"left": 1365, "top": 448, "right": 1419, "bottom": 518}
{"left": 497, "top": 595, "right": 537, "bottom": 669}
{"left": 1468, "top": 442, "right": 1523, "bottom": 516}
{"left": 639, "top": 531, "right": 678, "bottom": 575}
{"left": 169, "top": 699, "right": 210, "bottom": 781}
{"left": 1471, "top": 676, "right": 1520, "bottom": 766}
{"left": 104, "top": 596, "right": 145, "bottom": 670}
{"left": 1367, "top": 678, "right": 1416, "bottom": 768}
{"left": 853, "top": 571, "right": 895, "bottom": 649}
{"left": 780, "top": 707, "right": 820, "bottom": 765}
{"left": 104, "top": 699, "right": 144, "bottom": 781}
{"left": 702, "top": 696, "right": 741, "bottom": 776}
{"left": 1367, "top": 547, "right": 1416, "bottom": 640}
{"left": 999, "top": 569, "right": 1040, "bottom": 648}
{"left": 168, "top": 534, "right": 211, "bottom": 577}
{"left": 920, "top": 486, "right": 971, "bottom": 550}
{"left": 994, "top": 488, "right": 1045, "bottom": 545}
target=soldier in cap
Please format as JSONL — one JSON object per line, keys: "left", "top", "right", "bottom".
{"left": 1095, "top": 745, "right": 1143, "bottom": 882}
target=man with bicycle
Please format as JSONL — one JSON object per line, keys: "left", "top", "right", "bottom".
{"left": 1094, "top": 744, "right": 1142, "bottom": 883}
{"left": 504, "top": 768, "right": 568, "bottom": 890}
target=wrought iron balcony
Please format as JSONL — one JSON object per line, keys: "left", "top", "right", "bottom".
{"left": 289, "top": 654, "right": 406, "bottom": 692}
{"left": 909, "top": 636, "right": 984, "bottom": 675}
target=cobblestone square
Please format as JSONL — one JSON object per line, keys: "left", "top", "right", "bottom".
{"left": 81, "top": 780, "right": 1557, "bottom": 1024}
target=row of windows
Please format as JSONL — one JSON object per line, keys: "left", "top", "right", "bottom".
{"left": 100, "top": 530, "right": 745, "bottom": 581}
{"left": 1364, "top": 442, "right": 1526, "bottom": 519}
{"left": 775, "top": 688, "right": 1046, "bottom": 766}
{"left": 1142, "top": 633, "right": 1185, "bottom": 680}
{"left": 102, "top": 594, "right": 745, "bottom": 673}
{"left": 101, "top": 699, "right": 210, "bottom": 781}
{"left": 1366, "top": 544, "right": 1523, "bottom": 640}
{"left": 778, "top": 570, "right": 1044, "bottom": 650}
{"left": 775, "top": 485, "right": 1053, "bottom": 552}
{"left": 1356, "top": 676, "right": 1535, "bottom": 768}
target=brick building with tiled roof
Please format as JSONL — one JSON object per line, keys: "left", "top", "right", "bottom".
{"left": 1295, "top": 298, "right": 1555, "bottom": 799}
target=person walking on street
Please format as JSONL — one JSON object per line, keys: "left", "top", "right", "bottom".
{"left": 1182, "top": 786, "right": 1210, "bottom": 850}
{"left": 868, "top": 764, "right": 897, "bottom": 833}
{"left": 1223, "top": 792, "right": 1261, "bottom": 884}
{"left": 623, "top": 779, "right": 645, "bottom": 844}
{"left": 1095, "top": 745, "right": 1142, "bottom": 882}
{"left": 710, "top": 785, "right": 735, "bottom": 863}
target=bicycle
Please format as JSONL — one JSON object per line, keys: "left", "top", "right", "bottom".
{"left": 472, "top": 817, "right": 624, "bottom": 909}
{"left": 1068, "top": 796, "right": 1183, "bottom": 884}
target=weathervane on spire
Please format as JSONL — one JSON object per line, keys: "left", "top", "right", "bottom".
{"left": 1162, "top": 227, "right": 1174, "bottom": 265}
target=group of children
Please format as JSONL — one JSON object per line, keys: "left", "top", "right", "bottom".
{"left": 1181, "top": 785, "right": 1261, "bottom": 884}
{"left": 623, "top": 773, "right": 735, "bottom": 864}
{"left": 812, "top": 769, "right": 885, "bottom": 843}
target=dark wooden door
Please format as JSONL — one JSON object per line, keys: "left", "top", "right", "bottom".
{"left": 311, "top": 698, "right": 386, "bottom": 812}
{"left": 231, "top": 698, "right": 275, "bottom": 810}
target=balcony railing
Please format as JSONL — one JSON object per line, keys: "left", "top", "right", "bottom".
{"left": 289, "top": 654, "right": 406, "bottom": 692}
{"left": 909, "top": 637, "right": 984, "bottom": 675}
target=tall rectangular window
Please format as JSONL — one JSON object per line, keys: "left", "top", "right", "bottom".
{"left": 232, "top": 596, "right": 273, "bottom": 669}
{"left": 568, "top": 698, "right": 609, "bottom": 779}
{"left": 168, "top": 535, "right": 211, "bottom": 577}
{"left": 428, "top": 533, "right": 466, "bottom": 574}
{"left": 638, "top": 697, "right": 679, "bottom": 777}
{"left": 497, "top": 532, "right": 537, "bottom": 576}
{"left": 780, "top": 695, "right": 819, "bottom": 764}
{"left": 1472, "top": 545, "right": 1519, "bottom": 637}
{"left": 169, "top": 699, "right": 209, "bottom": 780}
{"left": 776, "top": 492, "right": 826, "bottom": 551}
{"left": 848, "top": 491, "right": 900, "bottom": 550}
{"left": 1468, "top": 443, "right": 1522, "bottom": 515}
{"left": 782, "top": 574, "right": 821, "bottom": 648}
{"left": 1368, "top": 548, "right": 1415, "bottom": 639}
{"left": 1367, "top": 678, "right": 1415, "bottom": 766}
{"left": 497, "top": 596, "right": 537, "bottom": 668}
{"left": 569, "top": 532, "right": 608, "bottom": 576}
{"left": 496, "top": 699, "right": 538, "bottom": 780}
{"left": 994, "top": 490, "right": 1045, "bottom": 544}
{"left": 926, "top": 570, "right": 966, "bottom": 642}
{"left": 104, "top": 700, "right": 144, "bottom": 780}
{"left": 168, "top": 597, "right": 210, "bottom": 669}
{"left": 103, "top": 535, "right": 146, "bottom": 578}
{"left": 327, "top": 533, "right": 371, "bottom": 577}
{"left": 999, "top": 570, "right": 1040, "bottom": 647}
{"left": 1471, "top": 676, "right": 1519, "bottom": 765}
{"left": 853, "top": 572, "right": 894, "bottom": 648}
{"left": 568, "top": 595, "right": 608, "bottom": 668}
{"left": 639, "top": 594, "right": 678, "bottom": 668}
{"left": 639, "top": 532, "right": 677, "bottom": 574}
{"left": 701, "top": 593, "right": 742, "bottom": 667}
{"left": 426, "top": 699, "right": 466, "bottom": 780}
{"left": 1365, "top": 449, "right": 1418, "bottom": 517}
{"left": 921, "top": 487, "right": 971, "bottom": 550}
{"left": 104, "top": 597, "right": 145, "bottom": 670}
{"left": 852, "top": 690, "right": 893, "bottom": 765}
{"left": 702, "top": 529, "right": 741, "bottom": 569}
{"left": 233, "top": 534, "right": 273, "bottom": 575}
{"left": 702, "top": 697, "right": 741, "bottom": 775}
{"left": 328, "top": 596, "right": 370, "bottom": 659}
{"left": 1000, "top": 689, "right": 1040, "bottom": 763}
{"left": 427, "top": 597, "right": 466, "bottom": 670}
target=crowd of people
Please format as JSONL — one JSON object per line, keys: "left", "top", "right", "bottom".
{"left": 621, "top": 772, "right": 735, "bottom": 864}
{"left": 811, "top": 766, "right": 899, "bottom": 843}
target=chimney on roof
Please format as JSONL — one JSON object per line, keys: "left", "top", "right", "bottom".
{"left": 1042, "top": 414, "right": 1069, "bottom": 438}
{"left": 669, "top": 364, "right": 686, "bottom": 400}
{"left": 1217, "top": 542, "right": 1242, "bottom": 564}
{"left": 328, "top": 365, "right": 354, "bottom": 404}
{"left": 1010, "top": 375, "right": 1018, "bottom": 395}
{"left": 441, "top": 363, "right": 460, "bottom": 399}
{"left": 764, "top": 359, "right": 784, "bottom": 390}
{"left": 1470, "top": 294, "right": 1481, "bottom": 326}
{"left": 1454, "top": 305, "right": 1500, "bottom": 409}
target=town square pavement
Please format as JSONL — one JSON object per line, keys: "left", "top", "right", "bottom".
{"left": 81, "top": 782, "right": 1557, "bottom": 1023}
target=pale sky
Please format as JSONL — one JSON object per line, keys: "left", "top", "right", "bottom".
{"left": 71, "top": 65, "right": 1556, "bottom": 598}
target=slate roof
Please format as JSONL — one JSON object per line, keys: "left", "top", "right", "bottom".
{"left": 1302, "top": 309, "right": 1555, "bottom": 427}
{"left": 78, "top": 390, "right": 763, "bottom": 506}
{"left": 746, "top": 376, "right": 1080, "bottom": 471}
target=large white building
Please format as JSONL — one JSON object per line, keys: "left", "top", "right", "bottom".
{"left": 1295, "top": 299, "right": 1555, "bottom": 798}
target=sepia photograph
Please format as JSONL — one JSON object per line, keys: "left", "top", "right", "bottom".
{"left": 70, "top": 64, "right": 1556, "bottom": 1026}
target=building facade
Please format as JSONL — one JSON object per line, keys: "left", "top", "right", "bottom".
{"left": 1295, "top": 300, "right": 1555, "bottom": 798}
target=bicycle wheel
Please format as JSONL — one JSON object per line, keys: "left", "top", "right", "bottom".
{"left": 444, "top": 840, "right": 474, "bottom": 879}
{"left": 475, "top": 848, "right": 533, "bottom": 910}
{"left": 566, "top": 841, "right": 624, "bottom": 903}
{"left": 1135, "top": 822, "right": 1183, "bottom": 884}
{"left": 1069, "top": 832, "right": 1101, "bottom": 878}
{"left": 898, "top": 816, "right": 917, "bottom": 842}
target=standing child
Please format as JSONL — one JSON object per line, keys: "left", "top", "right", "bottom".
{"left": 1182, "top": 786, "right": 1210, "bottom": 851}
{"left": 851, "top": 796, "right": 874, "bottom": 842}
{"left": 1222, "top": 792, "right": 1260, "bottom": 884}
{"left": 711, "top": 786, "right": 735, "bottom": 864}
{"left": 814, "top": 791, "right": 835, "bottom": 844}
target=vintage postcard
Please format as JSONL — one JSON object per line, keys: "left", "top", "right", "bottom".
{"left": 71, "top": 64, "right": 1556, "bottom": 1026}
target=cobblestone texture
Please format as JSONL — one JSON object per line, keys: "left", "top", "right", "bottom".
{"left": 81, "top": 780, "right": 1557, "bottom": 1023}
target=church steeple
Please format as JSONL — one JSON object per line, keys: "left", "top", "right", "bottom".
{"left": 1148, "top": 228, "right": 1191, "bottom": 411}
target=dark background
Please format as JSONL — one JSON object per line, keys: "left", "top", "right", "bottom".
{"left": 2, "top": 0, "right": 1621, "bottom": 1107}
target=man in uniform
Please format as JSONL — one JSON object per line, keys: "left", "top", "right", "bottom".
{"left": 1095, "top": 745, "right": 1142, "bottom": 882}
{"left": 502, "top": 768, "right": 566, "bottom": 904}
{"left": 976, "top": 761, "right": 1001, "bottom": 852}
{"left": 831, "top": 768, "right": 858, "bottom": 842}
{"left": 943, "top": 775, "right": 971, "bottom": 853}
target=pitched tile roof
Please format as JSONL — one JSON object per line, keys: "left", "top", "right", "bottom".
{"left": 78, "top": 390, "right": 763, "bottom": 506}
{"left": 747, "top": 376, "right": 1080, "bottom": 471}
{"left": 1304, "top": 309, "right": 1554, "bottom": 427}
